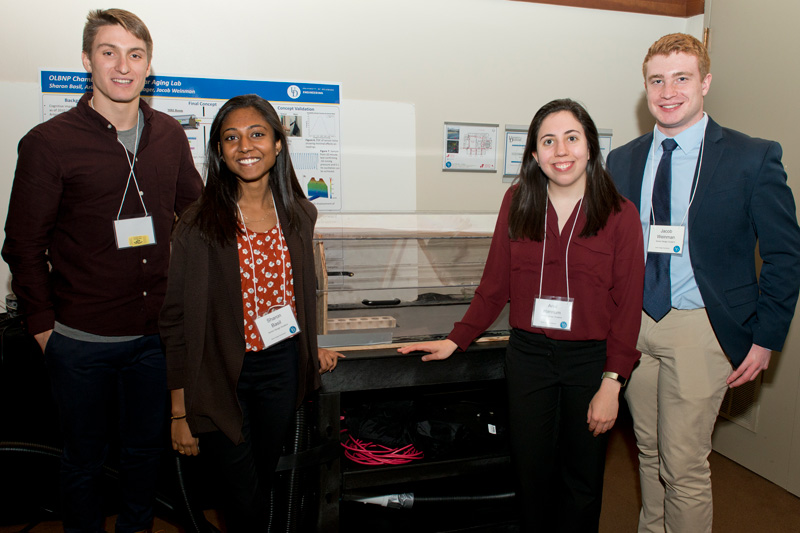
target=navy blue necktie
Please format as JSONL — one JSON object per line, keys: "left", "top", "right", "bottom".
{"left": 643, "top": 138, "right": 678, "bottom": 322}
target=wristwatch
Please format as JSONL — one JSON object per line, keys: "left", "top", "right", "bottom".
{"left": 601, "top": 371, "right": 627, "bottom": 387}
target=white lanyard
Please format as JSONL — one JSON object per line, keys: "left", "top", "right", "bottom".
{"left": 95, "top": 101, "right": 150, "bottom": 220}
{"left": 538, "top": 196, "right": 583, "bottom": 300}
{"left": 96, "top": 101, "right": 156, "bottom": 249}
{"left": 531, "top": 196, "right": 582, "bottom": 331}
{"left": 236, "top": 193, "right": 289, "bottom": 317}
{"left": 648, "top": 114, "right": 707, "bottom": 229}
{"left": 89, "top": 97, "right": 149, "bottom": 219}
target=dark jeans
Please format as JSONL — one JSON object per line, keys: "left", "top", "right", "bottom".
{"left": 200, "top": 338, "right": 299, "bottom": 533}
{"left": 44, "top": 332, "right": 167, "bottom": 533}
{"left": 505, "top": 329, "right": 609, "bottom": 533}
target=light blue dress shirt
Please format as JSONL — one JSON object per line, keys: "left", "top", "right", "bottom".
{"left": 640, "top": 114, "right": 707, "bottom": 309}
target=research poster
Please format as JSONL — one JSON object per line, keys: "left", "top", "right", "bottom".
{"left": 40, "top": 71, "right": 342, "bottom": 210}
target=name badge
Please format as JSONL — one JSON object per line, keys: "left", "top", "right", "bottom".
{"left": 647, "top": 225, "right": 685, "bottom": 255}
{"left": 255, "top": 305, "right": 300, "bottom": 348}
{"left": 114, "top": 216, "right": 156, "bottom": 249}
{"left": 532, "top": 296, "right": 574, "bottom": 331}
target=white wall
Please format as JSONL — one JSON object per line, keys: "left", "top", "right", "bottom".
{"left": 0, "top": 0, "right": 697, "bottom": 292}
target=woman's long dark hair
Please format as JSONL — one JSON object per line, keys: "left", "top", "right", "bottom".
{"left": 508, "top": 98, "right": 623, "bottom": 241}
{"left": 191, "top": 94, "right": 306, "bottom": 246}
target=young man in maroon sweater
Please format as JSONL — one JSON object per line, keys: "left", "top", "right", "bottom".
{"left": 3, "top": 9, "right": 202, "bottom": 533}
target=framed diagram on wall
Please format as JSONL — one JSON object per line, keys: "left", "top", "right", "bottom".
{"left": 442, "top": 122, "right": 498, "bottom": 172}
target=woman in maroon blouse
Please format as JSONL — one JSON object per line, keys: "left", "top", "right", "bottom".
{"left": 160, "top": 94, "right": 342, "bottom": 531}
{"left": 400, "top": 99, "right": 644, "bottom": 532}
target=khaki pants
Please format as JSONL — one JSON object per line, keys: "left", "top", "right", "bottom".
{"left": 625, "top": 309, "right": 732, "bottom": 533}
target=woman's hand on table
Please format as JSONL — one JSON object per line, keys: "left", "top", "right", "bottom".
{"left": 319, "top": 347, "right": 345, "bottom": 374}
{"left": 397, "top": 339, "right": 458, "bottom": 362}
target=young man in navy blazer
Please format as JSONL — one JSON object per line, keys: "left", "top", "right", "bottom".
{"left": 606, "top": 33, "right": 800, "bottom": 533}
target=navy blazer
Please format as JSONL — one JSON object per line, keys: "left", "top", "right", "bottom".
{"left": 607, "top": 117, "right": 800, "bottom": 367}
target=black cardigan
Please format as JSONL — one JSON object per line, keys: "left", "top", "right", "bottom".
{"left": 159, "top": 196, "right": 320, "bottom": 444}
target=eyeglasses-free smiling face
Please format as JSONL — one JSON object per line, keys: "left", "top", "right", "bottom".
{"left": 533, "top": 110, "right": 589, "bottom": 195}
{"left": 81, "top": 24, "right": 151, "bottom": 107}
{"left": 645, "top": 51, "right": 712, "bottom": 137}
{"left": 219, "top": 106, "right": 282, "bottom": 184}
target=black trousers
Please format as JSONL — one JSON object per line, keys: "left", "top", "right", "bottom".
{"left": 505, "top": 329, "right": 609, "bottom": 533}
{"left": 200, "top": 338, "right": 299, "bottom": 532}
{"left": 45, "top": 333, "right": 166, "bottom": 533}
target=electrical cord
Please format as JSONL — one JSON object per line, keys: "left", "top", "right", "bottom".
{"left": 340, "top": 416, "right": 423, "bottom": 465}
{"left": 341, "top": 436, "right": 424, "bottom": 465}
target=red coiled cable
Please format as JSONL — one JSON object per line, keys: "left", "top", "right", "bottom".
{"left": 340, "top": 415, "right": 424, "bottom": 465}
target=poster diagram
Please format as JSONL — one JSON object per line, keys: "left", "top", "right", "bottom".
{"left": 40, "top": 71, "right": 342, "bottom": 210}
{"left": 442, "top": 122, "right": 498, "bottom": 172}
{"left": 274, "top": 106, "right": 341, "bottom": 206}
